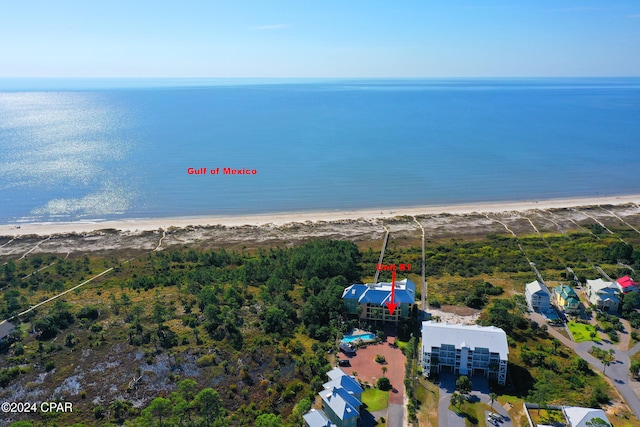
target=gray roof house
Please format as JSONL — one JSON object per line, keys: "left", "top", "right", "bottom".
{"left": 525, "top": 280, "right": 551, "bottom": 311}
{"left": 303, "top": 409, "right": 336, "bottom": 427}
{"left": 421, "top": 321, "right": 509, "bottom": 385}
{"left": 0, "top": 321, "right": 15, "bottom": 342}
{"left": 563, "top": 406, "right": 611, "bottom": 427}
{"left": 586, "top": 279, "right": 621, "bottom": 312}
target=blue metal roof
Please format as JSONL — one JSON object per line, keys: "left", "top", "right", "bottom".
{"left": 303, "top": 409, "right": 336, "bottom": 427}
{"left": 323, "top": 375, "right": 363, "bottom": 397}
{"left": 342, "top": 279, "right": 416, "bottom": 305}
{"left": 319, "top": 387, "right": 360, "bottom": 421}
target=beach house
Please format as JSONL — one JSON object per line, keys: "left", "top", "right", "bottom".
{"left": 525, "top": 280, "right": 551, "bottom": 311}
{"left": 342, "top": 278, "right": 415, "bottom": 322}
{"left": 554, "top": 284, "right": 581, "bottom": 314}
{"left": 562, "top": 406, "right": 611, "bottom": 427}
{"left": 586, "top": 279, "right": 621, "bottom": 312}
{"left": 421, "top": 321, "right": 509, "bottom": 385}
{"left": 0, "top": 321, "right": 15, "bottom": 343}
{"left": 303, "top": 368, "right": 362, "bottom": 427}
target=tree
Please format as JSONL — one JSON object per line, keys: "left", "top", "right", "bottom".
{"left": 177, "top": 378, "right": 198, "bottom": 401}
{"left": 551, "top": 339, "right": 561, "bottom": 354}
{"left": 489, "top": 392, "right": 498, "bottom": 409}
{"left": 590, "top": 346, "right": 615, "bottom": 376}
{"left": 450, "top": 392, "right": 465, "bottom": 409}
{"left": 65, "top": 333, "right": 76, "bottom": 347}
{"left": 191, "top": 388, "right": 223, "bottom": 427}
{"left": 456, "top": 375, "right": 472, "bottom": 394}
{"left": 630, "top": 360, "right": 640, "bottom": 379}
{"left": 255, "top": 413, "right": 283, "bottom": 427}
{"left": 143, "top": 397, "right": 171, "bottom": 427}
{"left": 377, "top": 377, "right": 392, "bottom": 391}
{"left": 622, "top": 292, "right": 640, "bottom": 315}
{"left": 586, "top": 417, "right": 612, "bottom": 427}
{"left": 381, "top": 366, "right": 388, "bottom": 377}
{"left": 110, "top": 399, "right": 130, "bottom": 423}
{"left": 528, "top": 373, "right": 553, "bottom": 414}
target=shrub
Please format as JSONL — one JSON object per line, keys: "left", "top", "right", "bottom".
{"left": 377, "top": 377, "right": 392, "bottom": 391}
{"left": 196, "top": 354, "right": 215, "bottom": 367}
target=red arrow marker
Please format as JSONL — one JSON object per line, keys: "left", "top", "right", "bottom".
{"left": 385, "top": 269, "right": 399, "bottom": 315}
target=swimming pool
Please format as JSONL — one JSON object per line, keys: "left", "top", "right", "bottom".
{"left": 341, "top": 333, "right": 376, "bottom": 343}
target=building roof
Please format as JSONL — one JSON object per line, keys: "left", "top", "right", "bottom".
{"left": 0, "top": 321, "right": 15, "bottom": 339}
{"left": 323, "top": 374, "right": 363, "bottom": 397}
{"left": 320, "top": 387, "right": 360, "bottom": 421}
{"left": 326, "top": 367, "right": 347, "bottom": 381}
{"left": 587, "top": 278, "right": 618, "bottom": 294}
{"left": 303, "top": 409, "right": 336, "bottom": 427}
{"left": 342, "top": 278, "right": 416, "bottom": 305}
{"left": 617, "top": 276, "right": 638, "bottom": 290}
{"left": 526, "top": 280, "right": 550, "bottom": 296}
{"left": 556, "top": 285, "right": 580, "bottom": 304}
{"left": 564, "top": 406, "right": 610, "bottom": 427}
{"left": 421, "top": 321, "right": 509, "bottom": 360}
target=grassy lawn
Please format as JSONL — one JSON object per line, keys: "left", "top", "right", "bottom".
{"left": 396, "top": 339, "right": 409, "bottom": 352}
{"left": 529, "top": 408, "right": 565, "bottom": 426}
{"left": 362, "top": 387, "right": 390, "bottom": 412}
{"left": 497, "top": 395, "right": 528, "bottom": 427}
{"left": 449, "top": 398, "right": 491, "bottom": 427}
{"left": 416, "top": 377, "right": 439, "bottom": 427}
{"left": 568, "top": 321, "right": 600, "bottom": 342}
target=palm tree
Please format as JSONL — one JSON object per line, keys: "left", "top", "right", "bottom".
{"left": 489, "top": 392, "right": 498, "bottom": 409}
{"left": 381, "top": 366, "right": 388, "bottom": 377}
{"left": 450, "top": 392, "right": 464, "bottom": 409}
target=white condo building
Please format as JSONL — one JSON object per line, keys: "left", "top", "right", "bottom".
{"left": 421, "top": 321, "right": 509, "bottom": 385}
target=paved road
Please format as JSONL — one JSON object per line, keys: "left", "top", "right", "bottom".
{"left": 437, "top": 374, "right": 514, "bottom": 427}
{"left": 529, "top": 312, "right": 640, "bottom": 419}
{"left": 387, "top": 404, "right": 404, "bottom": 427}
{"left": 438, "top": 374, "right": 464, "bottom": 427}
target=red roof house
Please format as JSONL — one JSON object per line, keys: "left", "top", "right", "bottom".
{"left": 616, "top": 276, "right": 638, "bottom": 294}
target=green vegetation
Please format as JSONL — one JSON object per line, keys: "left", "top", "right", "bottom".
{"left": 376, "top": 376, "right": 392, "bottom": 391}
{"left": 450, "top": 395, "right": 490, "bottom": 427}
{"left": 4, "top": 221, "right": 640, "bottom": 426}
{"left": 568, "top": 321, "right": 600, "bottom": 343}
{"left": 529, "top": 409, "right": 566, "bottom": 426}
{"left": 456, "top": 375, "right": 472, "bottom": 395}
{"left": 0, "top": 240, "right": 365, "bottom": 426}
{"left": 362, "top": 387, "right": 390, "bottom": 412}
{"left": 416, "top": 377, "right": 439, "bottom": 427}
{"left": 375, "top": 354, "right": 386, "bottom": 363}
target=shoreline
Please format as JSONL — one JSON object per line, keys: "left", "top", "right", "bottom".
{"left": 3, "top": 194, "right": 640, "bottom": 237}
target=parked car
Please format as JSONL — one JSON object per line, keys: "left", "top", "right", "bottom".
{"left": 338, "top": 359, "right": 351, "bottom": 367}
{"left": 339, "top": 342, "right": 356, "bottom": 355}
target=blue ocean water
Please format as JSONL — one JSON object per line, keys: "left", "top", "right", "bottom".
{"left": 1, "top": 78, "right": 639, "bottom": 224}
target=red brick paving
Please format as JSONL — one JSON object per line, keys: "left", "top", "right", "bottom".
{"left": 340, "top": 337, "right": 406, "bottom": 404}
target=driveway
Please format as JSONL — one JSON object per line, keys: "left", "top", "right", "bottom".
{"left": 339, "top": 336, "right": 406, "bottom": 426}
{"left": 529, "top": 312, "right": 640, "bottom": 419}
{"left": 438, "top": 374, "right": 513, "bottom": 427}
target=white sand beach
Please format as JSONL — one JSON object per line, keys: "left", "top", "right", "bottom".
{"left": 3, "top": 194, "right": 640, "bottom": 237}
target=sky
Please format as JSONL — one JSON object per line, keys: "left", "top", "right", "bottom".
{"left": 1, "top": 0, "right": 639, "bottom": 78}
